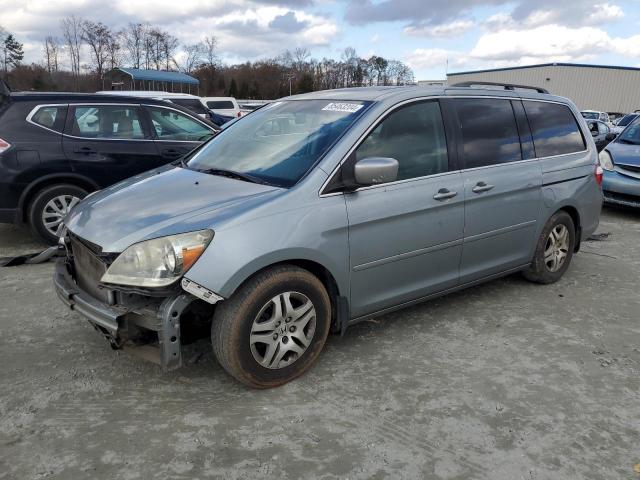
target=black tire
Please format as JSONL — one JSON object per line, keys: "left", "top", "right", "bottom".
{"left": 523, "top": 211, "right": 576, "bottom": 284}
{"left": 28, "top": 184, "right": 88, "bottom": 245}
{"left": 212, "top": 265, "right": 331, "bottom": 388}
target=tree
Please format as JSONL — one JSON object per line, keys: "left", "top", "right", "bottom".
{"left": 179, "top": 42, "right": 204, "bottom": 73}
{"left": 121, "top": 22, "right": 146, "bottom": 69}
{"left": 3, "top": 34, "right": 24, "bottom": 74}
{"left": 228, "top": 78, "right": 238, "bottom": 97}
{"left": 61, "top": 16, "right": 83, "bottom": 89}
{"left": 44, "top": 36, "right": 61, "bottom": 74}
{"left": 204, "top": 35, "right": 218, "bottom": 68}
{"left": 297, "top": 73, "right": 314, "bottom": 93}
{"left": 81, "top": 21, "right": 114, "bottom": 81}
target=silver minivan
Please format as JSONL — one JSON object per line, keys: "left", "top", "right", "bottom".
{"left": 54, "top": 84, "right": 603, "bottom": 388}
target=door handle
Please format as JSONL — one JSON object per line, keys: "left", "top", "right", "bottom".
{"left": 161, "top": 149, "right": 182, "bottom": 158}
{"left": 433, "top": 188, "right": 458, "bottom": 201}
{"left": 472, "top": 181, "right": 495, "bottom": 193}
{"left": 74, "top": 146, "right": 96, "bottom": 154}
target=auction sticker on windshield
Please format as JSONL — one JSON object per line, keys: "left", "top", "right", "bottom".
{"left": 322, "top": 102, "right": 364, "bottom": 113}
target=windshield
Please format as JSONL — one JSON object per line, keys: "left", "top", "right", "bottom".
{"left": 617, "top": 114, "right": 637, "bottom": 127}
{"left": 617, "top": 117, "right": 640, "bottom": 144}
{"left": 186, "top": 99, "right": 370, "bottom": 187}
{"left": 581, "top": 112, "right": 599, "bottom": 120}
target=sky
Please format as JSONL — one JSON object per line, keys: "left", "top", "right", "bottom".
{"left": 2, "top": 0, "right": 640, "bottom": 80}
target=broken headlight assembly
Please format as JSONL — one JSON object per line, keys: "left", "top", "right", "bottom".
{"left": 101, "top": 230, "right": 213, "bottom": 288}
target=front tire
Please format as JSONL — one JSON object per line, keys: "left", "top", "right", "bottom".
{"left": 28, "top": 184, "right": 88, "bottom": 245}
{"left": 211, "top": 265, "right": 331, "bottom": 388}
{"left": 523, "top": 211, "right": 575, "bottom": 284}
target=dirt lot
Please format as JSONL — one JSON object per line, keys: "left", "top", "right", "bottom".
{"left": 0, "top": 207, "right": 639, "bottom": 480}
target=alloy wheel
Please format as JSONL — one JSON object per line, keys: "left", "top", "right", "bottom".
{"left": 41, "top": 195, "right": 80, "bottom": 237}
{"left": 544, "top": 224, "right": 570, "bottom": 272}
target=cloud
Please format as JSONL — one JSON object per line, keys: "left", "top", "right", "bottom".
{"left": 404, "top": 20, "right": 475, "bottom": 37}
{"left": 268, "top": 11, "right": 309, "bottom": 33}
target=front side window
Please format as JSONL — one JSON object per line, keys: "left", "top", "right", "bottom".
{"left": 454, "top": 98, "right": 522, "bottom": 168}
{"left": 71, "top": 105, "right": 145, "bottom": 139}
{"left": 147, "top": 106, "right": 213, "bottom": 141}
{"left": 186, "top": 100, "right": 370, "bottom": 187}
{"left": 524, "top": 101, "right": 586, "bottom": 157}
{"left": 31, "top": 106, "right": 66, "bottom": 132}
{"left": 355, "top": 100, "right": 448, "bottom": 181}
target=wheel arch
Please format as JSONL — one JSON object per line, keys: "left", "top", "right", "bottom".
{"left": 18, "top": 174, "right": 100, "bottom": 222}
{"left": 555, "top": 204, "right": 582, "bottom": 252}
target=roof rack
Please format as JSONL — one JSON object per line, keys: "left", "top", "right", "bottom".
{"left": 450, "top": 81, "right": 549, "bottom": 94}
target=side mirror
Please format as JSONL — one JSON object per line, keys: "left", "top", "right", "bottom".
{"left": 605, "top": 133, "right": 617, "bottom": 141}
{"left": 354, "top": 157, "right": 399, "bottom": 186}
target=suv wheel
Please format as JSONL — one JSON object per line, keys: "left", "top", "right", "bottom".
{"left": 28, "top": 184, "right": 88, "bottom": 245}
{"left": 212, "top": 265, "right": 331, "bottom": 388}
{"left": 523, "top": 211, "right": 575, "bottom": 284}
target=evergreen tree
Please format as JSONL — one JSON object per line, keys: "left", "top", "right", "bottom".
{"left": 3, "top": 34, "right": 24, "bottom": 74}
{"left": 228, "top": 78, "right": 238, "bottom": 97}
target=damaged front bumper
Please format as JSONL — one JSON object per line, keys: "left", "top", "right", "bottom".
{"left": 54, "top": 258, "right": 193, "bottom": 371}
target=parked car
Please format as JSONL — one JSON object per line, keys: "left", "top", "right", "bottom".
{"left": 610, "top": 113, "right": 639, "bottom": 134}
{"left": 98, "top": 91, "right": 210, "bottom": 119}
{"left": 0, "top": 92, "right": 218, "bottom": 244}
{"left": 581, "top": 110, "right": 613, "bottom": 126}
{"left": 599, "top": 116, "right": 640, "bottom": 207}
{"left": 207, "top": 110, "right": 234, "bottom": 126}
{"left": 586, "top": 119, "right": 616, "bottom": 151}
{"left": 202, "top": 97, "right": 243, "bottom": 117}
{"left": 54, "top": 84, "right": 602, "bottom": 388}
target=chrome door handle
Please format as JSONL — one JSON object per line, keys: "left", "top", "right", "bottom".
{"left": 433, "top": 188, "right": 457, "bottom": 201}
{"left": 472, "top": 182, "right": 495, "bottom": 193}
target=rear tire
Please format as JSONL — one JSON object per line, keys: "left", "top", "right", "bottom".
{"left": 523, "top": 211, "right": 575, "bottom": 284}
{"left": 28, "top": 184, "right": 88, "bottom": 245}
{"left": 211, "top": 265, "right": 331, "bottom": 388}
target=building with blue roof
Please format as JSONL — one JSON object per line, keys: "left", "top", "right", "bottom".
{"left": 103, "top": 68, "right": 200, "bottom": 94}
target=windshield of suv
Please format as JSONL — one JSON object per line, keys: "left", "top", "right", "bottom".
{"left": 617, "top": 117, "right": 640, "bottom": 144}
{"left": 581, "top": 112, "right": 599, "bottom": 120}
{"left": 185, "top": 99, "right": 371, "bottom": 187}
{"left": 617, "top": 114, "right": 637, "bottom": 127}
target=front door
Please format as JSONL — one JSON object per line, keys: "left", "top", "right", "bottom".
{"left": 344, "top": 100, "right": 464, "bottom": 318}
{"left": 63, "top": 104, "right": 161, "bottom": 187}
{"left": 451, "top": 97, "right": 542, "bottom": 283}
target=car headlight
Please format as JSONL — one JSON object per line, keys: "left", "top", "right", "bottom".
{"left": 101, "top": 230, "right": 213, "bottom": 288}
{"left": 598, "top": 150, "right": 614, "bottom": 171}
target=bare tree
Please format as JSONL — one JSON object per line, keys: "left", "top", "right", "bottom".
{"left": 203, "top": 35, "right": 219, "bottom": 68}
{"left": 81, "top": 21, "right": 113, "bottom": 80}
{"left": 44, "top": 36, "right": 61, "bottom": 74}
{"left": 61, "top": 16, "right": 83, "bottom": 89}
{"left": 179, "top": 42, "right": 205, "bottom": 73}
{"left": 121, "top": 22, "right": 146, "bottom": 69}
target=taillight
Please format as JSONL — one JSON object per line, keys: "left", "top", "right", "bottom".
{"left": 237, "top": 112, "right": 242, "bottom": 117}
{"left": 0, "top": 138, "right": 11, "bottom": 153}
{"left": 595, "top": 164, "right": 603, "bottom": 186}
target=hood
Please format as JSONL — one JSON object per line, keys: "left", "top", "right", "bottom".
{"left": 64, "top": 166, "right": 280, "bottom": 252}
{"left": 606, "top": 141, "right": 640, "bottom": 168}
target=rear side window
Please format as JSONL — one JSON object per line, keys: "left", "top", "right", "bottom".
{"left": 70, "top": 105, "right": 145, "bottom": 139}
{"left": 207, "top": 101, "right": 235, "bottom": 110}
{"left": 355, "top": 100, "right": 448, "bottom": 181}
{"left": 524, "top": 101, "right": 586, "bottom": 157}
{"left": 454, "top": 98, "right": 522, "bottom": 168}
{"left": 31, "top": 106, "right": 67, "bottom": 132}
{"left": 170, "top": 99, "right": 208, "bottom": 115}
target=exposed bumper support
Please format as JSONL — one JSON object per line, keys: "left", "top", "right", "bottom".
{"left": 54, "top": 258, "right": 193, "bottom": 371}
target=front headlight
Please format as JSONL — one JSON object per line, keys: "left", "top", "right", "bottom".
{"left": 101, "top": 230, "right": 213, "bottom": 288}
{"left": 598, "top": 150, "right": 614, "bottom": 171}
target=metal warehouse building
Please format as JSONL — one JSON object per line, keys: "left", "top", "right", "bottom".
{"left": 447, "top": 63, "right": 640, "bottom": 114}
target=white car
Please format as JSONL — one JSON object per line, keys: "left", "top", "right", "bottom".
{"left": 610, "top": 113, "right": 639, "bottom": 135}
{"left": 581, "top": 110, "right": 613, "bottom": 127}
{"left": 202, "top": 97, "right": 243, "bottom": 118}
{"left": 97, "top": 91, "right": 210, "bottom": 119}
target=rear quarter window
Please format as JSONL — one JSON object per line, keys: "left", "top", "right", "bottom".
{"left": 525, "top": 101, "right": 586, "bottom": 157}
{"left": 207, "top": 101, "right": 235, "bottom": 110}
{"left": 30, "top": 106, "right": 67, "bottom": 132}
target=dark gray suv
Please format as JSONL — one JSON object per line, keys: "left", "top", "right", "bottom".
{"left": 54, "top": 84, "right": 603, "bottom": 388}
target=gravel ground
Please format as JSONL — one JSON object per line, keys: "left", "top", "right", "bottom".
{"left": 1, "top": 208, "right": 639, "bottom": 480}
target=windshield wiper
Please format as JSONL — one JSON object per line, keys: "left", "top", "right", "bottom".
{"left": 618, "top": 138, "right": 640, "bottom": 145}
{"left": 197, "top": 168, "right": 268, "bottom": 185}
